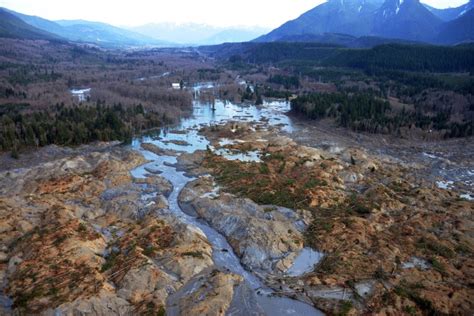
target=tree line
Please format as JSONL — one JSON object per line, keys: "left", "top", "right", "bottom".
{"left": 0, "top": 102, "right": 169, "bottom": 156}
{"left": 326, "top": 44, "right": 474, "bottom": 73}
{"left": 291, "top": 92, "right": 473, "bottom": 137}
{"left": 229, "top": 42, "right": 474, "bottom": 73}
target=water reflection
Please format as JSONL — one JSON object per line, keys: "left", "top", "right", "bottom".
{"left": 134, "top": 98, "right": 294, "bottom": 154}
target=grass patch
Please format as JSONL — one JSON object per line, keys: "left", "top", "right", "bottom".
{"left": 259, "top": 163, "right": 270, "bottom": 174}
{"left": 429, "top": 257, "right": 446, "bottom": 275}
{"left": 14, "top": 287, "right": 45, "bottom": 308}
{"left": 53, "top": 234, "right": 68, "bottom": 246}
{"left": 182, "top": 251, "right": 205, "bottom": 259}
{"left": 394, "top": 281, "right": 437, "bottom": 315}
{"left": 373, "top": 266, "right": 389, "bottom": 280}
{"left": 347, "top": 193, "right": 374, "bottom": 215}
{"left": 315, "top": 253, "right": 340, "bottom": 274}
{"left": 77, "top": 223, "right": 87, "bottom": 233}
{"left": 143, "top": 246, "right": 157, "bottom": 257}
{"left": 304, "top": 178, "right": 328, "bottom": 189}
{"left": 403, "top": 305, "right": 417, "bottom": 315}
{"left": 101, "top": 251, "right": 119, "bottom": 272}
{"left": 338, "top": 301, "right": 353, "bottom": 316}
{"left": 416, "top": 237, "right": 454, "bottom": 258}
{"left": 264, "top": 152, "right": 285, "bottom": 161}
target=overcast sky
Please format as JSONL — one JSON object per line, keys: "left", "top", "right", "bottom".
{"left": 0, "top": 0, "right": 469, "bottom": 28}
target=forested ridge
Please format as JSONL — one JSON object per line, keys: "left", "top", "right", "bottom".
{"left": 0, "top": 39, "right": 201, "bottom": 156}
{"left": 226, "top": 43, "right": 474, "bottom": 73}
{"left": 325, "top": 44, "right": 474, "bottom": 73}
{"left": 221, "top": 41, "right": 474, "bottom": 139}
{"left": 291, "top": 92, "right": 473, "bottom": 137}
{"left": 0, "top": 102, "right": 169, "bottom": 156}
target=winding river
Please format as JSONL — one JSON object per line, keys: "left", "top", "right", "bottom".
{"left": 131, "top": 83, "right": 324, "bottom": 315}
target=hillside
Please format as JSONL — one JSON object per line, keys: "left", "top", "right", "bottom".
{"left": 0, "top": 9, "right": 60, "bottom": 40}
{"left": 54, "top": 20, "right": 167, "bottom": 47}
{"left": 257, "top": 0, "right": 384, "bottom": 42}
{"left": 437, "top": 9, "right": 474, "bottom": 44}
{"left": 256, "top": 0, "right": 472, "bottom": 44}
{"left": 371, "top": 0, "right": 442, "bottom": 42}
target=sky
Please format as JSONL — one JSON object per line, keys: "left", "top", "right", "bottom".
{"left": 0, "top": 0, "right": 469, "bottom": 28}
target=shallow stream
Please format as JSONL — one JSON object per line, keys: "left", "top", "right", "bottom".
{"left": 131, "top": 83, "right": 324, "bottom": 315}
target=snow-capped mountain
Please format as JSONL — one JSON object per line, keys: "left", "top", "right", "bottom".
{"left": 256, "top": 0, "right": 384, "bottom": 42}
{"left": 257, "top": 0, "right": 472, "bottom": 44}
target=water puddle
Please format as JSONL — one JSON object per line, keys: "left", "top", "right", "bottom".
{"left": 212, "top": 148, "right": 262, "bottom": 163}
{"left": 402, "top": 257, "right": 430, "bottom": 270}
{"left": 286, "top": 248, "right": 324, "bottom": 277}
{"left": 436, "top": 180, "right": 454, "bottom": 189}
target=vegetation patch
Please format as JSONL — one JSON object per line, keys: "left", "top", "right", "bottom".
{"left": 203, "top": 149, "right": 339, "bottom": 210}
{"left": 394, "top": 281, "right": 437, "bottom": 315}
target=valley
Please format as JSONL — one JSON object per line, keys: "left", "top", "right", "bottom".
{"left": 0, "top": 0, "right": 473, "bottom": 315}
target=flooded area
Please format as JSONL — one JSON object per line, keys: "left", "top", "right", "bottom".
{"left": 131, "top": 83, "right": 323, "bottom": 315}
{"left": 129, "top": 81, "right": 472, "bottom": 316}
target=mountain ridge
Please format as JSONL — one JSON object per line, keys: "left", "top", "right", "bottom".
{"left": 0, "top": 9, "right": 62, "bottom": 41}
{"left": 3, "top": 7, "right": 169, "bottom": 47}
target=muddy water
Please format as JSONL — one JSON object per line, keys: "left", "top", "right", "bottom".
{"left": 131, "top": 84, "right": 323, "bottom": 315}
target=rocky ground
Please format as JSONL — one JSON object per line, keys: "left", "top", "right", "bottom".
{"left": 178, "top": 121, "right": 473, "bottom": 315}
{"left": 0, "top": 144, "right": 246, "bottom": 315}
{"left": 290, "top": 118, "right": 474, "bottom": 195}
{"left": 0, "top": 117, "right": 472, "bottom": 315}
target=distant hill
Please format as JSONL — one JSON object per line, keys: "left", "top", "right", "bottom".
{"left": 256, "top": 0, "right": 472, "bottom": 45}
{"left": 54, "top": 20, "right": 169, "bottom": 47}
{"left": 267, "top": 33, "right": 420, "bottom": 48}
{"left": 130, "top": 23, "right": 269, "bottom": 45}
{"left": 4, "top": 8, "right": 168, "bottom": 47}
{"left": 0, "top": 9, "right": 60, "bottom": 40}
{"left": 200, "top": 28, "right": 270, "bottom": 45}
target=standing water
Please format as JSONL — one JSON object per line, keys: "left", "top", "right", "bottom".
{"left": 131, "top": 83, "right": 323, "bottom": 316}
